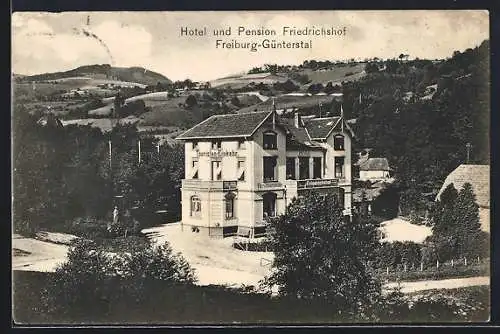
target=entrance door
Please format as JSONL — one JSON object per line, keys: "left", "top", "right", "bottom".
{"left": 262, "top": 192, "right": 277, "bottom": 218}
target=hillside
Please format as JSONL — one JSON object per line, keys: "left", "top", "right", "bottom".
{"left": 210, "top": 72, "right": 291, "bottom": 89}
{"left": 16, "top": 64, "right": 171, "bottom": 86}
{"left": 237, "top": 94, "right": 337, "bottom": 114}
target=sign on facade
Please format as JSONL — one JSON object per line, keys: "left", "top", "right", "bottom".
{"left": 297, "top": 178, "right": 338, "bottom": 189}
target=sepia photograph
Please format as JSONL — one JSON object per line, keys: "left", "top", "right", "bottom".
{"left": 11, "top": 10, "right": 491, "bottom": 325}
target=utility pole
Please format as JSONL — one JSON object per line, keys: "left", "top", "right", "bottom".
{"left": 466, "top": 142, "right": 472, "bottom": 164}
{"left": 108, "top": 140, "right": 112, "bottom": 169}
{"left": 138, "top": 140, "right": 142, "bottom": 163}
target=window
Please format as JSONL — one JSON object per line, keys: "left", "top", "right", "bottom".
{"left": 335, "top": 188, "right": 345, "bottom": 209}
{"left": 212, "top": 141, "right": 222, "bottom": 150}
{"left": 334, "top": 135, "right": 345, "bottom": 151}
{"left": 191, "top": 159, "right": 199, "bottom": 179}
{"left": 238, "top": 139, "right": 246, "bottom": 150}
{"left": 263, "top": 131, "right": 277, "bottom": 150}
{"left": 190, "top": 196, "right": 201, "bottom": 217}
{"left": 263, "top": 156, "right": 277, "bottom": 182}
{"left": 335, "top": 157, "right": 345, "bottom": 178}
{"left": 225, "top": 192, "right": 236, "bottom": 219}
{"left": 237, "top": 160, "right": 245, "bottom": 181}
{"left": 192, "top": 141, "right": 199, "bottom": 150}
{"left": 212, "top": 161, "right": 222, "bottom": 180}
{"left": 313, "top": 157, "right": 322, "bottom": 179}
{"left": 263, "top": 192, "right": 277, "bottom": 218}
{"left": 299, "top": 157, "right": 310, "bottom": 180}
{"left": 286, "top": 157, "right": 296, "bottom": 180}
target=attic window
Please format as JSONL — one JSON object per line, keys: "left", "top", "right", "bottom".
{"left": 212, "top": 141, "right": 222, "bottom": 150}
{"left": 263, "top": 131, "right": 277, "bottom": 150}
{"left": 334, "top": 135, "right": 344, "bottom": 151}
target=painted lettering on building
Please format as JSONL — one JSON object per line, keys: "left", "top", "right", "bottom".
{"left": 197, "top": 150, "right": 238, "bottom": 158}
{"left": 297, "top": 178, "right": 338, "bottom": 189}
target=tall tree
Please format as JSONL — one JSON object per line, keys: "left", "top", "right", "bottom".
{"left": 263, "top": 192, "right": 381, "bottom": 313}
{"left": 454, "top": 183, "right": 482, "bottom": 258}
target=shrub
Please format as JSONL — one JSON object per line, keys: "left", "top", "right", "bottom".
{"left": 40, "top": 239, "right": 197, "bottom": 318}
{"left": 374, "top": 241, "right": 422, "bottom": 268}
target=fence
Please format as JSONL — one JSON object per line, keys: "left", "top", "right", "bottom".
{"left": 371, "top": 256, "right": 489, "bottom": 282}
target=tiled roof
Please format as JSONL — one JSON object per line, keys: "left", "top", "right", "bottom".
{"left": 280, "top": 118, "right": 325, "bottom": 151}
{"left": 176, "top": 111, "right": 272, "bottom": 139}
{"left": 436, "top": 164, "right": 490, "bottom": 208}
{"left": 304, "top": 117, "right": 341, "bottom": 139}
{"left": 359, "top": 158, "right": 390, "bottom": 171}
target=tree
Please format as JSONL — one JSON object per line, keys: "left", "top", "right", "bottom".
{"left": 262, "top": 192, "right": 381, "bottom": 314}
{"left": 185, "top": 94, "right": 197, "bottom": 108}
{"left": 113, "top": 93, "right": 126, "bottom": 118}
{"left": 430, "top": 183, "right": 459, "bottom": 236}
{"left": 365, "top": 63, "right": 379, "bottom": 74}
{"left": 453, "top": 183, "right": 483, "bottom": 258}
{"left": 230, "top": 96, "right": 241, "bottom": 107}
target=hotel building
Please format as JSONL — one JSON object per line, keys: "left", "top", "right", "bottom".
{"left": 176, "top": 107, "right": 355, "bottom": 238}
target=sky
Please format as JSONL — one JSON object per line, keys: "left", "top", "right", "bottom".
{"left": 12, "top": 11, "right": 489, "bottom": 82}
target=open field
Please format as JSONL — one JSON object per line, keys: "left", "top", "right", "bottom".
{"left": 210, "top": 72, "right": 290, "bottom": 89}
{"left": 237, "top": 94, "right": 336, "bottom": 113}
{"left": 299, "top": 63, "right": 367, "bottom": 85}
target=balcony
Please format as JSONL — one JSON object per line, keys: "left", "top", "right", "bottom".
{"left": 182, "top": 179, "right": 237, "bottom": 191}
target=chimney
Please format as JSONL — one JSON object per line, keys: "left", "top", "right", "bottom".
{"left": 294, "top": 112, "right": 301, "bottom": 128}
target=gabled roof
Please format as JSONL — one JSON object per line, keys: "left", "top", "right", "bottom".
{"left": 176, "top": 111, "right": 272, "bottom": 140}
{"left": 359, "top": 158, "right": 390, "bottom": 171}
{"left": 280, "top": 118, "right": 325, "bottom": 151}
{"left": 303, "top": 116, "right": 356, "bottom": 140}
{"left": 436, "top": 164, "right": 490, "bottom": 208}
{"left": 304, "top": 117, "right": 341, "bottom": 140}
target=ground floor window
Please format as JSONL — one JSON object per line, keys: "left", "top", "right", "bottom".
{"left": 225, "top": 192, "right": 236, "bottom": 219}
{"left": 190, "top": 196, "right": 201, "bottom": 217}
{"left": 335, "top": 188, "right": 345, "bottom": 209}
{"left": 286, "top": 157, "right": 296, "bottom": 180}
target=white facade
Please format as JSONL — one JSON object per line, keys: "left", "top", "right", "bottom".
{"left": 178, "top": 111, "right": 354, "bottom": 237}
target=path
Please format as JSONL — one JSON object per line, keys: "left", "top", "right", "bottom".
{"left": 12, "top": 235, "right": 69, "bottom": 272}
{"left": 383, "top": 276, "right": 490, "bottom": 294}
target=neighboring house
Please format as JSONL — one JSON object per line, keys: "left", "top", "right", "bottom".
{"left": 435, "top": 164, "right": 490, "bottom": 233}
{"left": 358, "top": 157, "right": 391, "bottom": 181}
{"left": 176, "top": 106, "right": 355, "bottom": 238}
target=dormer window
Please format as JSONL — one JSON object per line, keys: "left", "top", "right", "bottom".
{"left": 263, "top": 131, "right": 277, "bottom": 150}
{"left": 334, "top": 135, "right": 345, "bottom": 151}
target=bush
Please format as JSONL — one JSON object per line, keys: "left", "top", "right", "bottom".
{"left": 374, "top": 241, "right": 422, "bottom": 268}
{"left": 40, "top": 239, "right": 197, "bottom": 318}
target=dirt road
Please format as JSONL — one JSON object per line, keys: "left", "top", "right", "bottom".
{"left": 384, "top": 276, "right": 490, "bottom": 294}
